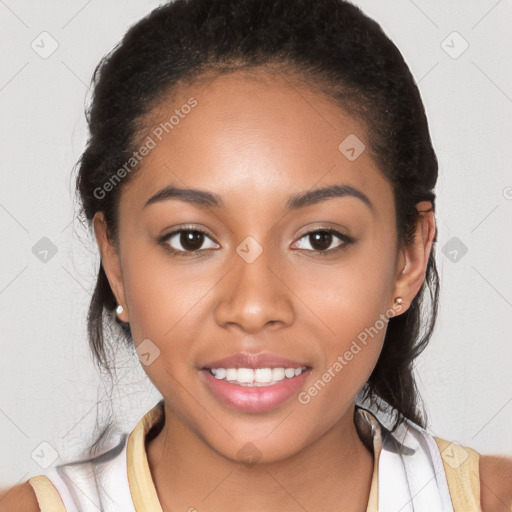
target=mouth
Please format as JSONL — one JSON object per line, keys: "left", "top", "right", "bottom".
{"left": 199, "top": 355, "right": 312, "bottom": 413}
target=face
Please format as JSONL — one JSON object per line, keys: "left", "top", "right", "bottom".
{"left": 95, "top": 70, "right": 429, "bottom": 463}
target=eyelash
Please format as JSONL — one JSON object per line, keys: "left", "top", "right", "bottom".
{"left": 159, "top": 226, "right": 354, "bottom": 258}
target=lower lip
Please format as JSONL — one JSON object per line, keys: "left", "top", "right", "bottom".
{"left": 200, "top": 369, "right": 311, "bottom": 413}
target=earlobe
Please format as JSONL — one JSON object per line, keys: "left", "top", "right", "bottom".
{"left": 92, "top": 212, "right": 129, "bottom": 322}
{"left": 391, "top": 201, "right": 436, "bottom": 312}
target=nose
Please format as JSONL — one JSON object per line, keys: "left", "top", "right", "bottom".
{"left": 214, "top": 242, "right": 295, "bottom": 334}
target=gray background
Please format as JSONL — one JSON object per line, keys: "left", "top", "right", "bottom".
{"left": 1, "top": 0, "right": 511, "bottom": 487}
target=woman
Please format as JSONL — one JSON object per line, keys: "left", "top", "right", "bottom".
{"left": 2, "top": 0, "right": 511, "bottom": 510}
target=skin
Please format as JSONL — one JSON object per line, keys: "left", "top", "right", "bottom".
{"left": 92, "top": 70, "right": 436, "bottom": 512}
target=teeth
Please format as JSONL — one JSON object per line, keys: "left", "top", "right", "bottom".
{"left": 284, "top": 368, "right": 295, "bottom": 378}
{"left": 272, "top": 367, "right": 285, "bottom": 381}
{"left": 226, "top": 368, "right": 237, "bottom": 381}
{"left": 212, "top": 368, "right": 225, "bottom": 379}
{"left": 237, "top": 368, "right": 254, "bottom": 383}
{"left": 209, "top": 367, "right": 307, "bottom": 386}
{"left": 255, "top": 368, "right": 272, "bottom": 383}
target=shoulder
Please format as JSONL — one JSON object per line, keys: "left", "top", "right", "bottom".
{"left": 479, "top": 454, "right": 512, "bottom": 512}
{"left": 0, "top": 481, "right": 40, "bottom": 512}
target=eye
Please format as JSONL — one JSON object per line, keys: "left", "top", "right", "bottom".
{"left": 159, "top": 226, "right": 353, "bottom": 258}
{"left": 292, "top": 228, "right": 353, "bottom": 255}
{"left": 160, "top": 227, "right": 219, "bottom": 256}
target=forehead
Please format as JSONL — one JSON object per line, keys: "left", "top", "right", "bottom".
{"left": 121, "top": 70, "right": 392, "bottom": 213}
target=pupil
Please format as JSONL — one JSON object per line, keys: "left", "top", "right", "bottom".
{"left": 311, "top": 231, "right": 331, "bottom": 251}
{"left": 181, "top": 231, "right": 204, "bottom": 251}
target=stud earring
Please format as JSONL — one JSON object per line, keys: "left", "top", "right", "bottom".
{"left": 394, "top": 297, "right": 404, "bottom": 309}
{"left": 116, "top": 304, "right": 124, "bottom": 316}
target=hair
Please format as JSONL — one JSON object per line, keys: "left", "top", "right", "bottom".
{"left": 75, "top": 0, "right": 439, "bottom": 434}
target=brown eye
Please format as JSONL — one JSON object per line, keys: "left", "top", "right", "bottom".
{"left": 308, "top": 231, "right": 334, "bottom": 251}
{"left": 180, "top": 230, "right": 205, "bottom": 251}
{"left": 293, "top": 228, "right": 353, "bottom": 255}
{"left": 162, "top": 228, "right": 219, "bottom": 255}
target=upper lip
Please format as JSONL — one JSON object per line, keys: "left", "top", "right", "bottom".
{"left": 202, "top": 351, "right": 310, "bottom": 370}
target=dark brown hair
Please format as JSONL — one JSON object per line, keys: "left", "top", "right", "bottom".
{"left": 75, "top": 0, "right": 439, "bottom": 432}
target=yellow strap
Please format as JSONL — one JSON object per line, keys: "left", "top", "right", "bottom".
{"left": 434, "top": 437, "right": 482, "bottom": 512}
{"left": 28, "top": 475, "right": 66, "bottom": 512}
{"left": 356, "top": 408, "right": 382, "bottom": 512}
{"left": 127, "top": 404, "right": 164, "bottom": 512}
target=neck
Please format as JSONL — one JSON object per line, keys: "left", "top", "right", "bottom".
{"left": 146, "top": 402, "right": 374, "bottom": 512}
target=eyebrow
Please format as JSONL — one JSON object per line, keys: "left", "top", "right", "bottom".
{"left": 143, "top": 183, "right": 373, "bottom": 212}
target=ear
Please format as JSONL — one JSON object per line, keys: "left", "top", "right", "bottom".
{"left": 391, "top": 201, "right": 436, "bottom": 314}
{"left": 93, "top": 211, "right": 129, "bottom": 322}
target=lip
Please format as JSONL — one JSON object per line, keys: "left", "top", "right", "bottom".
{"left": 201, "top": 351, "right": 310, "bottom": 370}
{"left": 200, "top": 367, "right": 311, "bottom": 413}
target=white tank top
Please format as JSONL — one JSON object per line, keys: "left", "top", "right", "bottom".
{"left": 28, "top": 400, "right": 482, "bottom": 511}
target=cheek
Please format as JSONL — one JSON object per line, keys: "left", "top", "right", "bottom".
{"left": 296, "top": 272, "right": 391, "bottom": 430}
{"left": 120, "top": 248, "right": 205, "bottom": 399}
{"left": 306, "top": 237, "right": 398, "bottom": 341}
{"left": 297, "top": 235, "right": 397, "bottom": 393}
{"left": 119, "top": 239, "right": 197, "bottom": 343}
